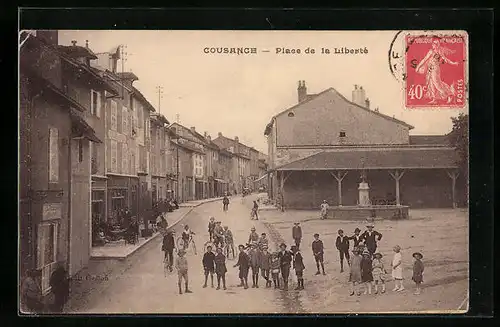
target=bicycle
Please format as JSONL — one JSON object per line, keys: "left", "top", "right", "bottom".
{"left": 177, "top": 233, "right": 197, "bottom": 255}
{"left": 163, "top": 251, "right": 175, "bottom": 277}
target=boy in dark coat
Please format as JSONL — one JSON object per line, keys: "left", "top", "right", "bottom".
{"left": 248, "top": 243, "right": 261, "bottom": 288}
{"left": 259, "top": 246, "right": 272, "bottom": 288}
{"left": 277, "top": 243, "right": 293, "bottom": 291}
{"left": 291, "top": 245, "right": 306, "bottom": 290}
{"left": 49, "top": 262, "right": 70, "bottom": 312}
{"left": 222, "top": 195, "right": 230, "bottom": 212}
{"left": 361, "top": 224, "right": 383, "bottom": 256}
{"left": 335, "top": 229, "right": 350, "bottom": 273}
{"left": 412, "top": 252, "right": 424, "bottom": 295}
{"left": 162, "top": 231, "right": 176, "bottom": 272}
{"left": 202, "top": 245, "right": 216, "bottom": 288}
{"left": 292, "top": 222, "right": 302, "bottom": 249}
{"left": 350, "top": 228, "right": 363, "bottom": 248}
{"left": 312, "top": 233, "right": 326, "bottom": 275}
{"left": 215, "top": 247, "right": 227, "bottom": 290}
{"left": 234, "top": 244, "right": 250, "bottom": 289}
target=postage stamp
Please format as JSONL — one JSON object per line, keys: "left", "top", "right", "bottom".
{"left": 404, "top": 32, "right": 468, "bottom": 109}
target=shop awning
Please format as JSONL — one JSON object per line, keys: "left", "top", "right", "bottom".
{"left": 70, "top": 110, "right": 102, "bottom": 143}
{"left": 214, "top": 178, "right": 226, "bottom": 183}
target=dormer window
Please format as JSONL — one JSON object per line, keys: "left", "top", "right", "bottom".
{"left": 339, "top": 131, "right": 346, "bottom": 137}
{"left": 288, "top": 112, "right": 295, "bottom": 117}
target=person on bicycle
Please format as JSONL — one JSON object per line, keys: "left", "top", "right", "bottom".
{"left": 223, "top": 226, "right": 235, "bottom": 258}
{"left": 320, "top": 200, "right": 329, "bottom": 220}
{"left": 208, "top": 217, "right": 216, "bottom": 242}
{"left": 213, "top": 221, "right": 225, "bottom": 248}
{"left": 222, "top": 195, "right": 230, "bottom": 212}
{"left": 182, "top": 225, "right": 195, "bottom": 250}
{"left": 248, "top": 227, "right": 259, "bottom": 244}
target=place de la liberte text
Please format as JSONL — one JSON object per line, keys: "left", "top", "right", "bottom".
{"left": 202, "top": 46, "right": 369, "bottom": 55}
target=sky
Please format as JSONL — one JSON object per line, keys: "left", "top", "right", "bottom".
{"left": 59, "top": 30, "right": 468, "bottom": 154}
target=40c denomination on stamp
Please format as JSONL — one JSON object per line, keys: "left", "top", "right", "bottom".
{"left": 405, "top": 32, "right": 468, "bottom": 109}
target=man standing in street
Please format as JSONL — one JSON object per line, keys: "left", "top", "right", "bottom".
{"left": 361, "top": 223, "right": 383, "bottom": 256}
{"left": 312, "top": 233, "right": 326, "bottom": 275}
{"left": 49, "top": 261, "right": 70, "bottom": 312}
{"left": 162, "top": 230, "right": 176, "bottom": 272}
{"left": 277, "top": 243, "right": 293, "bottom": 291}
{"left": 292, "top": 222, "right": 302, "bottom": 250}
{"left": 335, "top": 229, "right": 350, "bottom": 273}
{"left": 222, "top": 194, "right": 230, "bottom": 212}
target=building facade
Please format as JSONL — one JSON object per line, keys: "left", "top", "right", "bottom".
{"left": 20, "top": 31, "right": 113, "bottom": 292}
{"left": 264, "top": 81, "right": 466, "bottom": 210}
{"left": 150, "top": 113, "right": 170, "bottom": 204}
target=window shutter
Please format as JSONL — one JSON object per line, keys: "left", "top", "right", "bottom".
{"left": 96, "top": 91, "right": 101, "bottom": 118}
{"left": 90, "top": 90, "right": 94, "bottom": 115}
{"left": 117, "top": 142, "right": 123, "bottom": 174}
{"left": 117, "top": 104, "right": 122, "bottom": 134}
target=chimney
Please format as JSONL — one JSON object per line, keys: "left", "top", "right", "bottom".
{"left": 71, "top": 40, "right": 77, "bottom": 46}
{"left": 85, "top": 40, "right": 89, "bottom": 48}
{"left": 235, "top": 136, "right": 239, "bottom": 143}
{"left": 297, "top": 80, "right": 307, "bottom": 103}
{"left": 190, "top": 127, "right": 196, "bottom": 134}
{"left": 36, "top": 30, "right": 59, "bottom": 46}
{"left": 207, "top": 135, "right": 211, "bottom": 142}
{"left": 204, "top": 131, "right": 208, "bottom": 138}
{"left": 374, "top": 107, "right": 379, "bottom": 112}
{"left": 352, "top": 84, "right": 367, "bottom": 107}
{"left": 218, "top": 132, "right": 223, "bottom": 138}
{"left": 365, "top": 98, "right": 370, "bottom": 109}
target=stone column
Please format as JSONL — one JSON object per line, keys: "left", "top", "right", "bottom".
{"left": 330, "top": 171, "right": 348, "bottom": 206}
{"left": 389, "top": 170, "right": 405, "bottom": 206}
{"left": 446, "top": 170, "right": 460, "bottom": 209}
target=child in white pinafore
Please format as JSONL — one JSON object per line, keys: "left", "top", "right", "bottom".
{"left": 391, "top": 245, "right": 405, "bottom": 292}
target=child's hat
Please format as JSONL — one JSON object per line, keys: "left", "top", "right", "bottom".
{"left": 412, "top": 252, "right": 423, "bottom": 259}
{"left": 279, "top": 243, "right": 287, "bottom": 248}
{"left": 373, "top": 253, "right": 383, "bottom": 258}
{"left": 354, "top": 228, "right": 361, "bottom": 233}
{"left": 314, "top": 233, "right": 320, "bottom": 237}
{"left": 362, "top": 250, "right": 370, "bottom": 256}
{"left": 366, "top": 223, "right": 374, "bottom": 228}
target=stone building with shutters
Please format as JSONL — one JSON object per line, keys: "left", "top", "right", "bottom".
{"left": 19, "top": 30, "right": 117, "bottom": 293}
{"left": 150, "top": 113, "right": 170, "bottom": 204}
{"left": 264, "top": 81, "right": 466, "bottom": 212}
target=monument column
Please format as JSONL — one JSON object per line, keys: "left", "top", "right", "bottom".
{"left": 358, "top": 169, "right": 370, "bottom": 206}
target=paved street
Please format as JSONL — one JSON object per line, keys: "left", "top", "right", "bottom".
{"left": 67, "top": 195, "right": 286, "bottom": 314}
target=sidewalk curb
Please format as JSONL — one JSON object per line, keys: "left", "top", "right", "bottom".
{"left": 121, "top": 197, "right": 224, "bottom": 260}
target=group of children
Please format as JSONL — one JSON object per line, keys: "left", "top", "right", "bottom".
{"left": 347, "top": 244, "right": 425, "bottom": 296}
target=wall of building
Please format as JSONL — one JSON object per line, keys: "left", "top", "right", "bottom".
{"left": 69, "top": 139, "right": 91, "bottom": 276}
{"left": 275, "top": 90, "right": 410, "bottom": 147}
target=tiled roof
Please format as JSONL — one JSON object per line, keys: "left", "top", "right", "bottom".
{"left": 56, "top": 45, "right": 98, "bottom": 60}
{"left": 132, "top": 86, "right": 156, "bottom": 112}
{"left": 275, "top": 147, "right": 458, "bottom": 171}
{"left": 409, "top": 135, "right": 450, "bottom": 145}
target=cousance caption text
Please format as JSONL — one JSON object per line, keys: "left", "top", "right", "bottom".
{"left": 203, "top": 47, "right": 369, "bottom": 55}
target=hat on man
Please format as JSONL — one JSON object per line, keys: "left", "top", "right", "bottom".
{"left": 412, "top": 252, "right": 423, "bottom": 259}
{"left": 313, "top": 233, "right": 320, "bottom": 237}
{"left": 279, "top": 243, "right": 287, "bottom": 248}
{"left": 354, "top": 228, "right": 361, "bottom": 233}
{"left": 373, "top": 253, "right": 383, "bottom": 259}
{"left": 294, "top": 222, "right": 300, "bottom": 225}
{"left": 251, "top": 226, "right": 256, "bottom": 231}
{"left": 366, "top": 223, "right": 374, "bottom": 228}
{"left": 290, "top": 245, "right": 297, "bottom": 252}
{"left": 362, "top": 250, "right": 370, "bottom": 256}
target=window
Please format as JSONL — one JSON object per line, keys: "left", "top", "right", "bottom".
{"left": 91, "top": 143, "right": 99, "bottom": 175}
{"left": 122, "top": 143, "right": 129, "bottom": 175}
{"left": 48, "top": 127, "right": 59, "bottom": 183}
{"left": 110, "top": 100, "right": 118, "bottom": 131}
{"left": 122, "top": 107, "right": 128, "bottom": 136}
{"left": 90, "top": 90, "right": 101, "bottom": 117}
{"left": 137, "top": 102, "right": 143, "bottom": 128}
{"left": 339, "top": 131, "right": 346, "bottom": 137}
{"left": 78, "top": 139, "right": 84, "bottom": 162}
{"left": 111, "top": 140, "right": 118, "bottom": 172}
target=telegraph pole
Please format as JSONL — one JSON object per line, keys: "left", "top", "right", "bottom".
{"left": 156, "top": 86, "right": 164, "bottom": 114}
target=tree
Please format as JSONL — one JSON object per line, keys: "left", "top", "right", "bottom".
{"left": 448, "top": 113, "right": 469, "bottom": 205}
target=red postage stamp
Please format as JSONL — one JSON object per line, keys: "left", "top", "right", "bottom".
{"left": 405, "top": 33, "right": 468, "bottom": 108}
